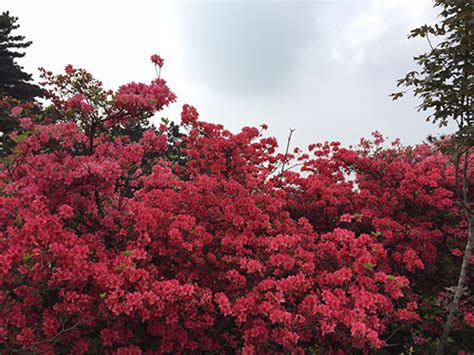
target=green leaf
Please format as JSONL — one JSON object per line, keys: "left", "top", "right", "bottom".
{"left": 122, "top": 249, "right": 135, "bottom": 257}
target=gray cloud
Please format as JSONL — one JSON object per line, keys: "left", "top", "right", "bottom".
{"left": 174, "top": 0, "right": 452, "bottom": 150}
{"left": 176, "top": 1, "right": 318, "bottom": 97}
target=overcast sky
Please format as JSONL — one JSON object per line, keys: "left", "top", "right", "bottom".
{"left": 3, "top": 0, "right": 451, "bottom": 150}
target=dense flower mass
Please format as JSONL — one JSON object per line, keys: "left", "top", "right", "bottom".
{"left": 0, "top": 56, "right": 472, "bottom": 354}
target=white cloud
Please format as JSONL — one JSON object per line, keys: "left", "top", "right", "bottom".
{"left": 328, "top": 0, "right": 435, "bottom": 66}
{"left": 329, "top": 10, "right": 387, "bottom": 65}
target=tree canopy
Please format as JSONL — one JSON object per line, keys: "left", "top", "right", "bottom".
{"left": 0, "top": 11, "right": 42, "bottom": 101}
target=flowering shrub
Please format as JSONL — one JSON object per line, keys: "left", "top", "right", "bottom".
{"left": 0, "top": 56, "right": 472, "bottom": 353}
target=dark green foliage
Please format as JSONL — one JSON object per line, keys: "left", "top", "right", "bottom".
{"left": 163, "top": 118, "right": 189, "bottom": 167}
{"left": 0, "top": 98, "right": 16, "bottom": 157}
{"left": 0, "top": 11, "right": 43, "bottom": 101}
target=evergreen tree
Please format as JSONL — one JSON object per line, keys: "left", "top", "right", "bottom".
{"left": 0, "top": 11, "right": 42, "bottom": 100}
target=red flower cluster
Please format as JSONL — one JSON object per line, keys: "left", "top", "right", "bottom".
{"left": 150, "top": 54, "right": 164, "bottom": 68}
{"left": 114, "top": 79, "right": 176, "bottom": 117}
{"left": 0, "top": 58, "right": 472, "bottom": 354}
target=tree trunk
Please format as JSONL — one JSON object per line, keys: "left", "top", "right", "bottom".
{"left": 437, "top": 214, "right": 473, "bottom": 354}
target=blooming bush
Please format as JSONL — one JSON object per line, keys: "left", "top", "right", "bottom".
{"left": 0, "top": 56, "right": 472, "bottom": 354}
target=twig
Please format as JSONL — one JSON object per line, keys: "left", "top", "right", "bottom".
{"left": 279, "top": 128, "right": 295, "bottom": 183}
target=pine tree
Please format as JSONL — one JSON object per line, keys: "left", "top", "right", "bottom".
{"left": 0, "top": 11, "right": 42, "bottom": 100}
